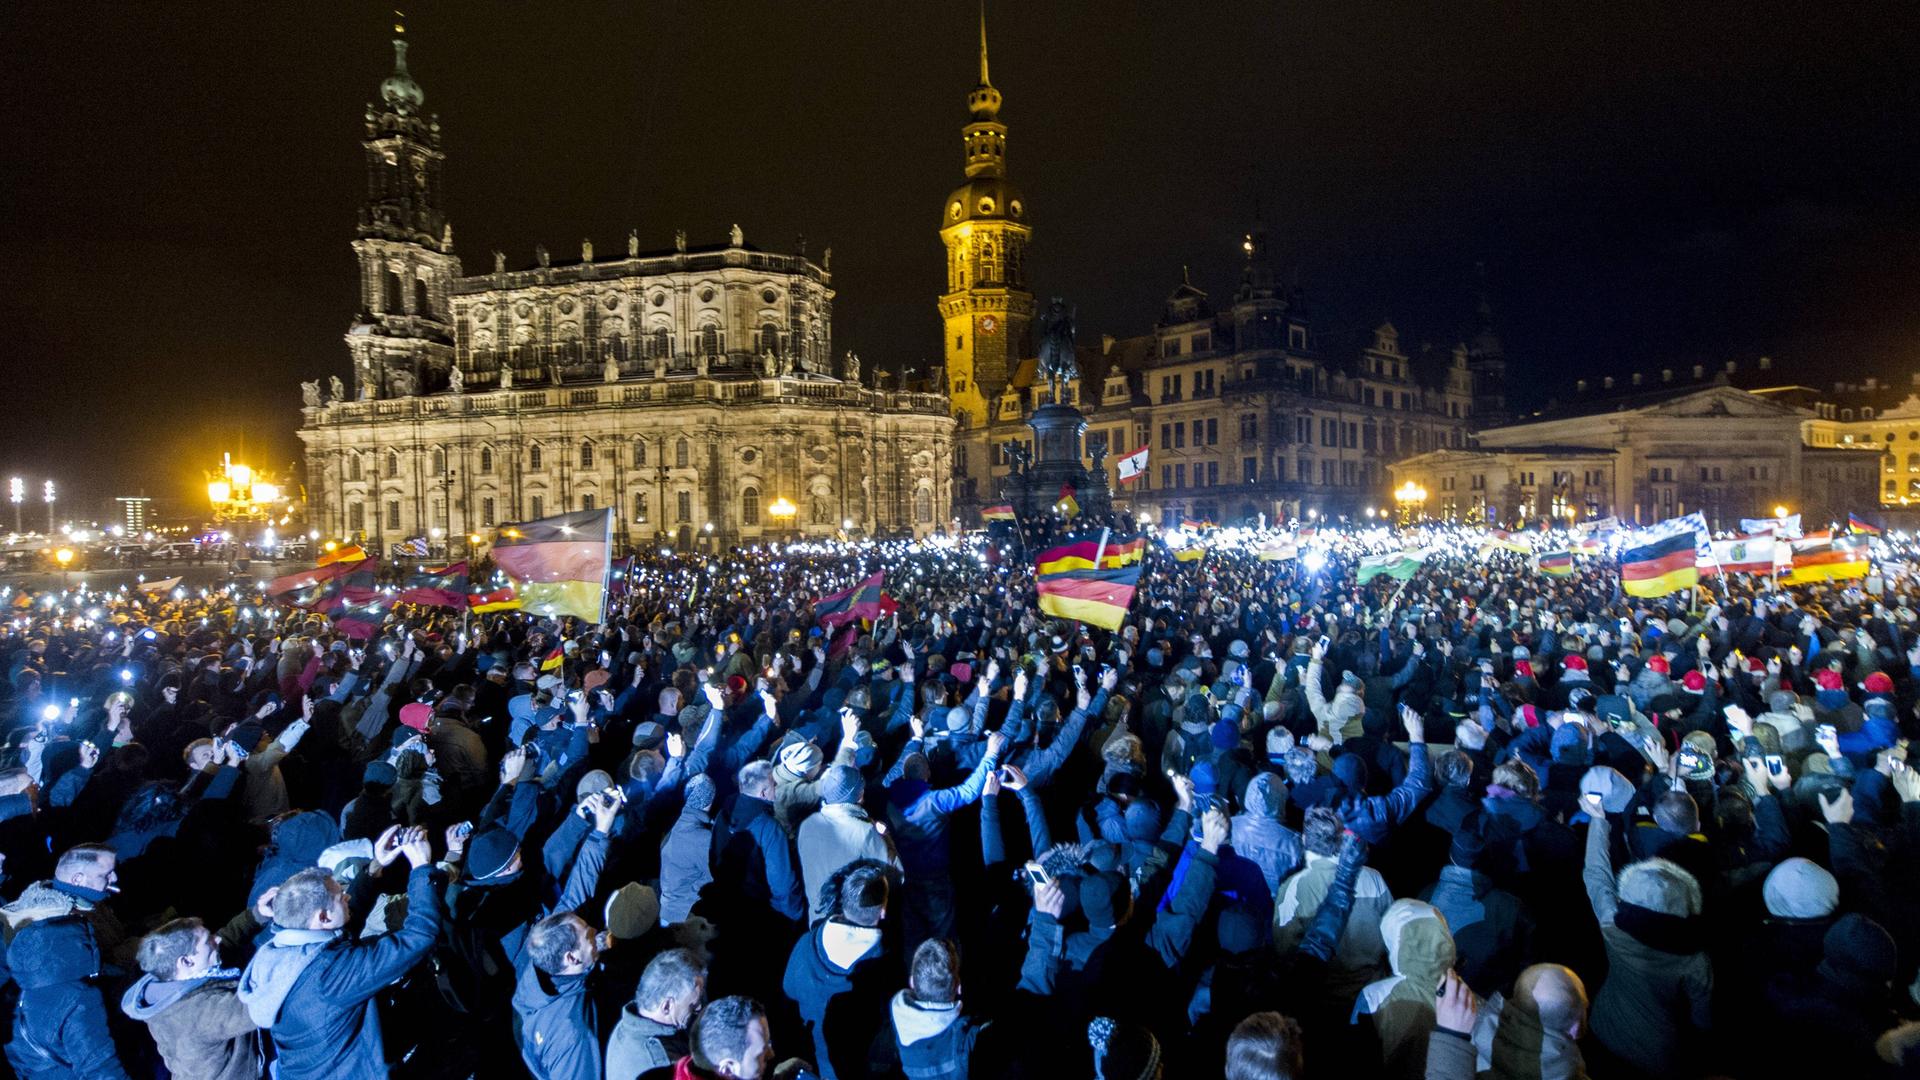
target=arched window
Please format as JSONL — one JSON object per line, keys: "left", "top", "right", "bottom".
{"left": 529, "top": 444, "right": 543, "bottom": 471}
{"left": 675, "top": 438, "right": 689, "bottom": 469}
{"left": 632, "top": 441, "right": 647, "bottom": 467}
{"left": 1908, "top": 452, "right": 1919, "bottom": 474}
{"left": 479, "top": 447, "right": 494, "bottom": 474}
{"left": 608, "top": 335, "right": 627, "bottom": 364}
{"left": 580, "top": 441, "right": 594, "bottom": 469}
{"left": 914, "top": 487, "right": 933, "bottom": 524}
{"left": 414, "top": 276, "right": 431, "bottom": 317}
{"left": 431, "top": 448, "right": 446, "bottom": 475}
{"left": 741, "top": 487, "right": 760, "bottom": 525}
{"left": 758, "top": 323, "right": 781, "bottom": 358}
{"left": 348, "top": 454, "right": 363, "bottom": 482}
{"left": 701, "top": 325, "right": 720, "bottom": 358}
{"left": 651, "top": 328, "right": 671, "bottom": 360}
{"left": 386, "top": 450, "right": 399, "bottom": 476}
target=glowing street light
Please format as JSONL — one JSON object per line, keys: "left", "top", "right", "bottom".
{"left": 1774, "top": 504, "right": 1789, "bottom": 519}
{"left": 42, "top": 480, "right": 55, "bottom": 533}
{"left": 7, "top": 477, "right": 20, "bottom": 534}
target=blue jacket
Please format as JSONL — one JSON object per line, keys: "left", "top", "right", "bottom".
{"left": 1337, "top": 740, "right": 1432, "bottom": 845}
{"left": 511, "top": 962, "right": 599, "bottom": 1080}
{"left": 4, "top": 916, "right": 129, "bottom": 1080}
{"left": 235, "top": 865, "right": 443, "bottom": 1080}
{"left": 720, "top": 794, "right": 806, "bottom": 922}
{"left": 884, "top": 741, "right": 1003, "bottom": 875}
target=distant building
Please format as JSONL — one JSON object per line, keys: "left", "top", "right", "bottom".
{"left": 1389, "top": 378, "right": 1879, "bottom": 529}
{"left": 298, "top": 31, "right": 953, "bottom": 550}
{"left": 114, "top": 496, "right": 150, "bottom": 533}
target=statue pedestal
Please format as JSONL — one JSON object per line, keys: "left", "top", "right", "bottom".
{"left": 1003, "top": 402, "right": 1111, "bottom": 523}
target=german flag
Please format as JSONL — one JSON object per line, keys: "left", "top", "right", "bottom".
{"left": 1849, "top": 513, "right": 1883, "bottom": 536}
{"left": 540, "top": 645, "right": 565, "bottom": 672}
{"left": 1621, "top": 526, "right": 1699, "bottom": 598}
{"left": 490, "top": 508, "right": 614, "bottom": 623}
{"left": 1784, "top": 534, "right": 1870, "bottom": 584}
{"left": 981, "top": 504, "right": 1016, "bottom": 522}
{"left": 397, "top": 561, "right": 470, "bottom": 609}
{"left": 265, "top": 559, "right": 356, "bottom": 600}
{"left": 1536, "top": 550, "right": 1574, "bottom": 577}
{"left": 316, "top": 543, "right": 369, "bottom": 567}
{"left": 1174, "top": 543, "right": 1206, "bottom": 563}
{"left": 1035, "top": 534, "right": 1147, "bottom": 575}
{"left": 1036, "top": 564, "right": 1141, "bottom": 630}
{"left": 814, "top": 571, "right": 885, "bottom": 629}
{"left": 467, "top": 586, "right": 521, "bottom": 613}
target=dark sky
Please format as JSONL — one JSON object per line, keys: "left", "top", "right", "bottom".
{"left": 5, "top": 2, "right": 1920, "bottom": 513}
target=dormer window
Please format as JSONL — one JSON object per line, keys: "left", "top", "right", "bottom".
{"left": 978, "top": 197, "right": 996, "bottom": 214}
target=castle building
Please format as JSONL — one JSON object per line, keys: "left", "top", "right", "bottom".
{"left": 300, "top": 31, "right": 954, "bottom": 552}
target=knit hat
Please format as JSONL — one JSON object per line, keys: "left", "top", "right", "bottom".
{"left": 943, "top": 705, "right": 971, "bottom": 733}
{"left": 1512, "top": 644, "right": 1531, "bottom": 661}
{"left": 1549, "top": 723, "right": 1590, "bottom": 764}
{"left": 1514, "top": 660, "right": 1535, "bottom": 681}
{"left": 1579, "top": 765, "right": 1635, "bottom": 814}
{"left": 1763, "top": 857, "right": 1840, "bottom": 919}
{"left": 1648, "top": 694, "right": 1683, "bottom": 717}
{"left": 818, "top": 764, "right": 864, "bottom": 806}
{"left": 1647, "top": 655, "right": 1671, "bottom": 674}
{"left": 1865, "top": 671, "right": 1895, "bottom": 695}
{"left": 1563, "top": 654, "right": 1588, "bottom": 672}
{"left": 1123, "top": 800, "right": 1162, "bottom": 842}
{"left": 1266, "top": 726, "right": 1295, "bottom": 762}
{"left": 1617, "top": 857, "right": 1703, "bottom": 917}
{"left": 682, "top": 774, "right": 716, "bottom": 813}
{"left": 1210, "top": 717, "right": 1239, "bottom": 752}
{"left": 399, "top": 702, "right": 433, "bottom": 732}
{"left": 1816, "top": 668, "right": 1844, "bottom": 692}
{"left": 603, "top": 883, "right": 659, "bottom": 940}
{"left": 1088, "top": 1016, "right": 1161, "bottom": 1080}
{"left": 1449, "top": 822, "right": 1488, "bottom": 869}
{"left": 536, "top": 674, "right": 563, "bottom": 692}
{"left": 1818, "top": 913, "right": 1899, "bottom": 994}
{"left": 1517, "top": 703, "right": 1541, "bottom": 729}
{"left": 1190, "top": 759, "right": 1219, "bottom": 796}
{"left": 777, "top": 740, "right": 824, "bottom": 779}
{"left": 1077, "top": 871, "right": 1131, "bottom": 931}
{"left": 1681, "top": 670, "right": 1706, "bottom": 693}
{"left": 362, "top": 760, "right": 398, "bottom": 787}
{"left": 466, "top": 828, "right": 520, "bottom": 880}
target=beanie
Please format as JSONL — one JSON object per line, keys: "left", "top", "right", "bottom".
{"left": 1449, "top": 823, "right": 1487, "bottom": 869}
{"left": 1266, "top": 726, "right": 1295, "bottom": 762}
{"left": 399, "top": 702, "right": 433, "bottom": 732}
{"left": 1816, "top": 668, "right": 1844, "bottom": 692}
{"left": 817, "top": 764, "right": 864, "bottom": 806}
{"left": 1078, "top": 871, "right": 1131, "bottom": 931}
{"left": 1341, "top": 670, "right": 1363, "bottom": 691}
{"left": 1865, "top": 671, "right": 1895, "bottom": 695}
{"left": 777, "top": 741, "right": 824, "bottom": 779}
{"left": 1681, "top": 670, "right": 1706, "bottom": 693}
{"left": 1648, "top": 655, "right": 1671, "bottom": 675}
{"left": 466, "top": 828, "right": 520, "bottom": 880}
{"left": 1550, "top": 723, "right": 1590, "bottom": 764}
{"left": 1515, "top": 660, "right": 1535, "bottom": 681}
{"left": 1563, "top": 654, "right": 1588, "bottom": 672}
{"left": 1768, "top": 689, "right": 1799, "bottom": 714}
{"left": 1763, "top": 857, "right": 1840, "bottom": 919}
{"left": 362, "top": 760, "right": 398, "bottom": 787}
{"left": 1123, "top": 799, "right": 1161, "bottom": 842}
{"left": 682, "top": 774, "right": 717, "bottom": 813}
{"left": 1818, "top": 913, "right": 1898, "bottom": 994}
{"left": 945, "top": 705, "right": 972, "bottom": 732}
{"left": 1087, "top": 1016, "right": 1161, "bottom": 1080}
{"left": 1579, "top": 765, "right": 1635, "bottom": 814}
{"left": 1190, "top": 759, "right": 1219, "bottom": 796}
{"left": 1210, "top": 717, "right": 1240, "bottom": 752}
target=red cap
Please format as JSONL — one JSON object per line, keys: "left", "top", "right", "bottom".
{"left": 1816, "top": 669, "right": 1844, "bottom": 692}
{"left": 1865, "top": 671, "right": 1894, "bottom": 694}
{"left": 726, "top": 674, "right": 749, "bottom": 697}
{"left": 1647, "top": 655, "right": 1671, "bottom": 675}
{"left": 1563, "top": 655, "right": 1588, "bottom": 672}
{"left": 399, "top": 702, "right": 433, "bottom": 732}
{"left": 1747, "top": 656, "right": 1766, "bottom": 674}
{"left": 1518, "top": 704, "right": 1540, "bottom": 728}
{"left": 1681, "top": 670, "right": 1707, "bottom": 693}
{"left": 1515, "top": 660, "right": 1535, "bottom": 680}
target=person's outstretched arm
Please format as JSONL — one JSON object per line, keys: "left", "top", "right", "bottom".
{"left": 1582, "top": 796, "right": 1620, "bottom": 927}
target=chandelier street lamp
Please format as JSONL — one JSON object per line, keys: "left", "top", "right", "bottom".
{"left": 42, "top": 480, "right": 54, "bottom": 533}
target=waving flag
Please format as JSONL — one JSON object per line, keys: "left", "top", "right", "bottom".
{"left": 1358, "top": 550, "right": 1428, "bottom": 584}
{"left": 814, "top": 571, "right": 886, "bottom": 628}
{"left": 1740, "top": 513, "right": 1802, "bottom": 539}
{"left": 1621, "top": 518, "right": 1701, "bottom": 597}
{"left": 981, "top": 504, "right": 1017, "bottom": 522}
{"left": 309, "top": 561, "right": 388, "bottom": 639}
{"left": 1849, "top": 513, "right": 1883, "bottom": 536}
{"left": 1036, "top": 564, "right": 1141, "bottom": 629}
{"left": 1706, "top": 534, "right": 1780, "bottom": 575}
{"left": 1036, "top": 534, "right": 1146, "bottom": 575}
{"left": 266, "top": 559, "right": 357, "bottom": 599}
{"left": 490, "top": 508, "right": 614, "bottom": 623}
{"left": 316, "top": 543, "right": 368, "bottom": 567}
{"left": 1055, "top": 483, "right": 1080, "bottom": 519}
{"left": 540, "top": 645, "right": 565, "bottom": 672}
{"left": 397, "top": 561, "right": 469, "bottom": 609}
{"left": 1115, "top": 445, "right": 1150, "bottom": 484}
{"left": 392, "top": 537, "right": 430, "bottom": 558}
{"left": 136, "top": 576, "right": 183, "bottom": 594}
{"left": 468, "top": 586, "right": 521, "bottom": 613}
{"left": 1784, "top": 533, "right": 1871, "bottom": 584}
{"left": 1535, "top": 550, "right": 1573, "bottom": 577}
{"left": 1486, "top": 529, "right": 1531, "bottom": 553}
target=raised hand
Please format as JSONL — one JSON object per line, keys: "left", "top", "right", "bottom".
{"left": 1199, "top": 808, "right": 1230, "bottom": 854}
{"left": 398, "top": 826, "right": 433, "bottom": 868}
{"left": 1435, "top": 972, "right": 1480, "bottom": 1036}
{"left": 1100, "top": 666, "right": 1118, "bottom": 692}
{"left": 1818, "top": 787, "right": 1855, "bottom": 825}
{"left": 1723, "top": 705, "right": 1754, "bottom": 738}
{"left": 999, "top": 764, "right": 1029, "bottom": 791}
{"left": 985, "top": 729, "right": 1008, "bottom": 757}
{"left": 1033, "top": 880, "right": 1067, "bottom": 919}
{"left": 667, "top": 732, "right": 686, "bottom": 759}
{"left": 374, "top": 824, "right": 407, "bottom": 868}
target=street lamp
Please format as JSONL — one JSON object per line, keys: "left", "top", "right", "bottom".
{"left": 768, "top": 496, "right": 797, "bottom": 537}
{"left": 8, "top": 477, "right": 20, "bottom": 535}
{"left": 1774, "top": 504, "right": 1789, "bottom": 519}
{"left": 1394, "top": 480, "right": 1428, "bottom": 525}
{"left": 54, "top": 546, "right": 73, "bottom": 588}
{"left": 42, "top": 480, "right": 54, "bottom": 533}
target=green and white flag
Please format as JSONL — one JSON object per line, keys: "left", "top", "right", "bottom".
{"left": 1357, "top": 549, "right": 1428, "bottom": 584}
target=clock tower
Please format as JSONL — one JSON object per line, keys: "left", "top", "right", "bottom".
{"left": 939, "top": 5, "right": 1032, "bottom": 430}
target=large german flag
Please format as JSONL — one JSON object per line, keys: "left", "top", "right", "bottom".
{"left": 467, "top": 586, "right": 521, "bottom": 613}
{"left": 397, "top": 561, "right": 470, "bottom": 609}
{"left": 1034, "top": 534, "right": 1146, "bottom": 576}
{"left": 1783, "top": 534, "right": 1870, "bottom": 584}
{"left": 1621, "top": 526, "right": 1699, "bottom": 598}
{"left": 490, "top": 508, "right": 613, "bottom": 623}
{"left": 1036, "top": 564, "right": 1141, "bottom": 630}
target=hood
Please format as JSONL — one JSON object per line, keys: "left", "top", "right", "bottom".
{"left": 121, "top": 971, "right": 238, "bottom": 1021}
{"left": 1331, "top": 753, "right": 1369, "bottom": 793}
{"left": 819, "top": 918, "right": 883, "bottom": 971}
{"left": 249, "top": 811, "right": 342, "bottom": 905}
{"left": 8, "top": 916, "right": 99, "bottom": 989}
{"left": 1381, "top": 898, "right": 1454, "bottom": 981}
{"left": 1242, "top": 773, "right": 1283, "bottom": 819}
{"left": 1, "top": 880, "right": 84, "bottom": 930}
{"left": 512, "top": 955, "right": 587, "bottom": 1021}
{"left": 236, "top": 928, "right": 336, "bottom": 1027}
{"left": 1487, "top": 993, "right": 1585, "bottom": 1080}
{"left": 890, "top": 990, "right": 960, "bottom": 1046}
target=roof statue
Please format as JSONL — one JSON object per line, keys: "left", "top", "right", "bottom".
{"left": 628, "top": 229, "right": 639, "bottom": 257}
{"left": 843, "top": 350, "right": 861, "bottom": 384}
{"left": 301, "top": 380, "right": 322, "bottom": 408}
{"left": 674, "top": 229, "right": 687, "bottom": 254}
{"left": 328, "top": 375, "right": 346, "bottom": 403}
{"left": 1036, "top": 296, "right": 1079, "bottom": 389}
{"left": 581, "top": 238, "right": 593, "bottom": 263}
{"left": 448, "top": 364, "right": 464, "bottom": 394}
{"left": 729, "top": 223, "right": 744, "bottom": 247}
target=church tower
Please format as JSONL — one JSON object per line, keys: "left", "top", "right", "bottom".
{"left": 347, "top": 19, "right": 458, "bottom": 400}
{"left": 938, "top": 5, "right": 1033, "bottom": 429}
{"left": 1466, "top": 262, "right": 1509, "bottom": 424}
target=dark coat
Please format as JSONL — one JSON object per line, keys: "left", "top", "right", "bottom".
{"left": 4, "top": 916, "right": 129, "bottom": 1079}
{"left": 511, "top": 961, "right": 600, "bottom": 1080}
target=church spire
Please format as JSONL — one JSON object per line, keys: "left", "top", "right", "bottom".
{"left": 978, "top": 1, "right": 991, "bottom": 87}
{"left": 967, "top": 3, "right": 1002, "bottom": 123}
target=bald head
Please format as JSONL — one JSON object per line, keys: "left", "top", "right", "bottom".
{"left": 1513, "top": 964, "right": 1588, "bottom": 1039}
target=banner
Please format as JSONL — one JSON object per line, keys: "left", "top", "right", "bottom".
{"left": 1358, "top": 550, "right": 1428, "bottom": 584}
{"left": 1036, "top": 534, "right": 1146, "bottom": 575}
{"left": 397, "top": 562, "right": 469, "bottom": 609}
{"left": 1705, "top": 534, "right": 1780, "bottom": 575}
{"left": 1740, "top": 513, "right": 1802, "bottom": 539}
{"left": 490, "top": 508, "right": 614, "bottom": 623}
{"left": 814, "top": 571, "right": 886, "bottom": 628}
{"left": 1116, "top": 445, "right": 1150, "bottom": 484}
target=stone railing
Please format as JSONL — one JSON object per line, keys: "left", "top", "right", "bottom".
{"left": 305, "top": 377, "right": 953, "bottom": 424}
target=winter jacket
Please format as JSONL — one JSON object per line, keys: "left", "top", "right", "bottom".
{"left": 1354, "top": 899, "right": 1457, "bottom": 1080}
{"left": 1303, "top": 659, "right": 1367, "bottom": 739}
{"left": 4, "top": 916, "right": 129, "bottom": 1080}
{"left": 511, "top": 961, "right": 599, "bottom": 1080}
{"left": 603, "top": 1006, "right": 685, "bottom": 1080}
{"left": 774, "top": 740, "right": 858, "bottom": 834}
{"left": 657, "top": 802, "right": 715, "bottom": 926}
{"left": 889, "top": 991, "right": 982, "bottom": 1080}
{"left": 883, "top": 739, "right": 1003, "bottom": 876}
{"left": 1424, "top": 989, "right": 1591, "bottom": 1080}
{"left": 1273, "top": 850, "right": 1394, "bottom": 1001}
{"left": 781, "top": 918, "right": 885, "bottom": 1080}
{"left": 1229, "top": 773, "right": 1303, "bottom": 900}
{"left": 121, "top": 972, "right": 262, "bottom": 1080}
{"left": 717, "top": 793, "right": 806, "bottom": 923}
{"left": 1419, "top": 865, "right": 1532, "bottom": 997}
{"left": 797, "top": 802, "right": 899, "bottom": 922}
{"left": 235, "top": 865, "right": 443, "bottom": 1080}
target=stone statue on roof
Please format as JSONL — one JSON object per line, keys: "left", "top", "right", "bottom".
{"left": 448, "top": 365, "right": 464, "bottom": 394}
{"left": 843, "top": 350, "right": 861, "bottom": 384}
{"left": 328, "top": 375, "right": 346, "bottom": 403}
{"left": 729, "top": 223, "right": 744, "bottom": 247}
{"left": 1036, "top": 296, "right": 1079, "bottom": 390}
{"left": 301, "top": 380, "right": 322, "bottom": 408}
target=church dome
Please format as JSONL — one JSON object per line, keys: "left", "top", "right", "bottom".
{"left": 943, "top": 176, "right": 1025, "bottom": 230}
{"left": 380, "top": 39, "right": 424, "bottom": 113}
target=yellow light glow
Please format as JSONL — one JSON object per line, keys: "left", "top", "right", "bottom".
{"left": 252, "top": 482, "right": 280, "bottom": 503}
{"left": 1395, "top": 481, "right": 1428, "bottom": 503}
{"left": 323, "top": 540, "right": 338, "bottom": 551}
{"left": 1774, "top": 504, "right": 1789, "bottom": 518}
{"left": 53, "top": 548, "right": 73, "bottom": 567}
{"left": 228, "top": 463, "right": 253, "bottom": 490}
{"left": 207, "top": 480, "right": 232, "bottom": 504}
{"left": 768, "top": 496, "right": 797, "bottom": 520}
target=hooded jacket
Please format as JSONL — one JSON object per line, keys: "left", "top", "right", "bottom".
{"left": 511, "top": 960, "right": 599, "bottom": 1080}
{"left": 5, "top": 916, "right": 129, "bottom": 1080}
{"left": 1229, "top": 773, "right": 1303, "bottom": 900}
{"left": 1581, "top": 818, "right": 1710, "bottom": 1079}
{"left": 1303, "top": 659, "right": 1367, "bottom": 739}
{"left": 781, "top": 917, "right": 885, "bottom": 1080}
{"left": 121, "top": 972, "right": 262, "bottom": 1080}
{"left": 1273, "top": 850, "right": 1394, "bottom": 1000}
{"left": 1355, "top": 899, "right": 1456, "bottom": 1080}
{"left": 235, "top": 865, "right": 443, "bottom": 1080}
{"left": 889, "top": 991, "right": 982, "bottom": 1080}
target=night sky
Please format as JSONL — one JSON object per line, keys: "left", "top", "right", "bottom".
{"left": 5, "top": 2, "right": 1919, "bottom": 513}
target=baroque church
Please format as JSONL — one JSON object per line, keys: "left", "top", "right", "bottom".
{"left": 298, "top": 30, "right": 955, "bottom": 552}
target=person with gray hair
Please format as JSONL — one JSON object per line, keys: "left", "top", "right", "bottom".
{"left": 1579, "top": 791, "right": 1711, "bottom": 1078}
{"left": 605, "top": 948, "right": 707, "bottom": 1079}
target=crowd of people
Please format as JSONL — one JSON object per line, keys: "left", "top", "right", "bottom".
{"left": 0, "top": 514, "right": 1917, "bottom": 1079}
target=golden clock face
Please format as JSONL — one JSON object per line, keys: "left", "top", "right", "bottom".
{"left": 979, "top": 315, "right": 999, "bottom": 334}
